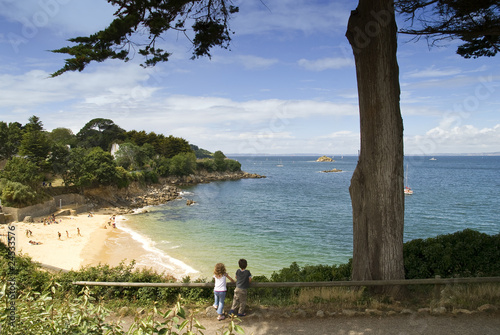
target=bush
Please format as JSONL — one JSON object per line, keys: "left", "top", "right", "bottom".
{"left": 403, "top": 229, "right": 500, "bottom": 279}
{"left": 169, "top": 152, "right": 196, "bottom": 176}
{"left": 58, "top": 262, "right": 188, "bottom": 304}
{"left": 0, "top": 179, "right": 38, "bottom": 207}
{"left": 0, "top": 243, "right": 52, "bottom": 294}
{"left": 225, "top": 159, "right": 241, "bottom": 172}
{"left": 196, "top": 158, "right": 217, "bottom": 172}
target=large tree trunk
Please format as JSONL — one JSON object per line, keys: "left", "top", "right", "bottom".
{"left": 345, "top": 0, "right": 405, "bottom": 293}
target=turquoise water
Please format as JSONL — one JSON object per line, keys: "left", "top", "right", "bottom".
{"left": 120, "top": 156, "right": 500, "bottom": 279}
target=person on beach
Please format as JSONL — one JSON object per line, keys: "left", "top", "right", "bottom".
{"left": 229, "top": 259, "right": 252, "bottom": 317}
{"left": 58, "top": 232, "right": 61, "bottom": 240}
{"left": 77, "top": 227, "right": 81, "bottom": 236}
{"left": 213, "top": 263, "right": 235, "bottom": 321}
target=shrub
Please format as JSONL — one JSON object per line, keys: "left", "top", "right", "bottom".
{"left": 0, "top": 243, "right": 51, "bottom": 294}
{"left": 403, "top": 229, "right": 500, "bottom": 279}
{"left": 0, "top": 179, "right": 38, "bottom": 207}
{"left": 225, "top": 159, "right": 241, "bottom": 172}
{"left": 169, "top": 152, "right": 197, "bottom": 176}
{"left": 196, "top": 158, "right": 217, "bottom": 172}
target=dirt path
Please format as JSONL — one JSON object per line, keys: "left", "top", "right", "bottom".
{"left": 114, "top": 313, "right": 500, "bottom": 334}
{"left": 194, "top": 314, "right": 500, "bottom": 335}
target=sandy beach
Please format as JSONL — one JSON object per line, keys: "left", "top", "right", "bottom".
{"left": 0, "top": 211, "right": 194, "bottom": 280}
{"left": 1, "top": 212, "right": 153, "bottom": 273}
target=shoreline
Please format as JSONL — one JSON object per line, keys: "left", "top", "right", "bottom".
{"left": 1, "top": 171, "right": 265, "bottom": 279}
{"left": 3, "top": 211, "right": 192, "bottom": 280}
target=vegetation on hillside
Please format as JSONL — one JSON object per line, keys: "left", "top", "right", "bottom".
{"left": 0, "top": 116, "right": 241, "bottom": 208}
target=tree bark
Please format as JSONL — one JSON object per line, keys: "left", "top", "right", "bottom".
{"left": 345, "top": 0, "right": 405, "bottom": 294}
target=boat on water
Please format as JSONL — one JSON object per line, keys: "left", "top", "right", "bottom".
{"left": 404, "top": 164, "right": 413, "bottom": 195}
{"left": 276, "top": 159, "right": 283, "bottom": 167}
{"left": 429, "top": 157, "right": 437, "bottom": 161}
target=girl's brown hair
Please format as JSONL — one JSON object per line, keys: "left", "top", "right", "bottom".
{"left": 214, "top": 263, "right": 226, "bottom": 277}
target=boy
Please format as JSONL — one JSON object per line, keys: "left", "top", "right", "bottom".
{"left": 229, "top": 259, "right": 252, "bottom": 316}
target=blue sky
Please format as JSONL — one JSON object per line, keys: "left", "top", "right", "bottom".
{"left": 0, "top": 0, "right": 498, "bottom": 155}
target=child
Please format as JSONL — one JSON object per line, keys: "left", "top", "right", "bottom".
{"left": 229, "top": 259, "right": 252, "bottom": 317}
{"left": 213, "top": 263, "right": 234, "bottom": 321}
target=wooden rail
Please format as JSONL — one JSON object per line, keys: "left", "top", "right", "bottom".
{"left": 73, "top": 276, "right": 500, "bottom": 288}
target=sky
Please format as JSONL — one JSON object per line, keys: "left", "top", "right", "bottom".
{"left": 0, "top": 0, "right": 498, "bottom": 155}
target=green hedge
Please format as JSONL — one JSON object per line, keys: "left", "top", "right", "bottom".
{"left": 403, "top": 229, "right": 500, "bottom": 279}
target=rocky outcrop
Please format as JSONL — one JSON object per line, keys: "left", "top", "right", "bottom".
{"left": 316, "top": 156, "right": 334, "bottom": 162}
{"left": 162, "top": 171, "right": 266, "bottom": 186}
{"left": 322, "top": 168, "right": 342, "bottom": 173}
{"left": 83, "top": 171, "right": 265, "bottom": 213}
{"left": 84, "top": 183, "right": 182, "bottom": 212}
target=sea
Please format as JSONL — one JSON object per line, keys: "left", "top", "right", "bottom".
{"left": 113, "top": 155, "right": 500, "bottom": 280}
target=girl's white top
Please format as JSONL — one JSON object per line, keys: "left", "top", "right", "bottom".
{"left": 213, "top": 274, "right": 227, "bottom": 292}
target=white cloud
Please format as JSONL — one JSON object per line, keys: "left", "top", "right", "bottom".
{"left": 298, "top": 57, "right": 353, "bottom": 71}
{"left": 212, "top": 54, "right": 279, "bottom": 69}
{"left": 234, "top": 0, "right": 349, "bottom": 35}
{"left": 406, "top": 66, "right": 462, "bottom": 79}
{"left": 237, "top": 55, "right": 279, "bottom": 69}
{"left": 405, "top": 124, "right": 500, "bottom": 155}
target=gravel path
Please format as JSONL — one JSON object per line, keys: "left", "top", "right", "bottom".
{"left": 196, "top": 314, "right": 500, "bottom": 335}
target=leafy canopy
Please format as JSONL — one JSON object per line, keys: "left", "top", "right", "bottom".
{"left": 396, "top": 0, "right": 500, "bottom": 58}
{"left": 51, "top": 0, "right": 239, "bottom": 76}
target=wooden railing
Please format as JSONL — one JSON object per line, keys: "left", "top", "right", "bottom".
{"left": 72, "top": 276, "right": 500, "bottom": 288}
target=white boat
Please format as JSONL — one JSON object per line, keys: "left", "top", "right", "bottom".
{"left": 404, "top": 164, "right": 413, "bottom": 195}
{"left": 276, "top": 159, "right": 283, "bottom": 167}
{"left": 429, "top": 157, "right": 437, "bottom": 161}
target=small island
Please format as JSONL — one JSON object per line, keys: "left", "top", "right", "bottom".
{"left": 316, "top": 155, "right": 335, "bottom": 162}
{"left": 322, "top": 168, "right": 343, "bottom": 173}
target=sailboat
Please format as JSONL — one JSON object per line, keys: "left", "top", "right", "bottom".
{"left": 276, "top": 159, "right": 283, "bottom": 167}
{"left": 404, "top": 164, "right": 413, "bottom": 195}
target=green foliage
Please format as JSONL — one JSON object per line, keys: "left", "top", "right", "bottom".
{"left": 196, "top": 158, "right": 217, "bottom": 172}
{"left": 115, "top": 166, "right": 131, "bottom": 188}
{"left": 213, "top": 150, "right": 226, "bottom": 172}
{"left": 0, "top": 156, "right": 43, "bottom": 189}
{"left": 159, "top": 136, "right": 193, "bottom": 159}
{"left": 0, "top": 284, "right": 123, "bottom": 335}
{"left": 48, "top": 127, "right": 76, "bottom": 147}
{"left": 270, "top": 261, "right": 352, "bottom": 282}
{"left": 51, "top": 1, "right": 239, "bottom": 76}
{"left": 225, "top": 159, "right": 241, "bottom": 172}
{"left": 0, "top": 242, "right": 51, "bottom": 293}
{"left": 49, "top": 143, "right": 71, "bottom": 176}
{"left": 396, "top": 0, "right": 500, "bottom": 58}
{"left": 115, "top": 142, "right": 155, "bottom": 170}
{"left": 190, "top": 144, "right": 212, "bottom": 159}
{"left": 0, "top": 156, "right": 47, "bottom": 207}
{"left": 169, "top": 152, "right": 197, "bottom": 176}
{"left": 76, "top": 118, "right": 125, "bottom": 151}
{"left": 66, "top": 147, "right": 119, "bottom": 187}
{"left": 0, "top": 121, "right": 23, "bottom": 160}
{"left": 152, "top": 156, "right": 171, "bottom": 177}
{"left": 18, "top": 116, "right": 51, "bottom": 170}
{"left": 126, "top": 170, "right": 159, "bottom": 185}
{"left": 403, "top": 229, "right": 500, "bottom": 279}
{"left": 0, "top": 179, "right": 38, "bottom": 207}
{"left": 58, "top": 262, "right": 188, "bottom": 304}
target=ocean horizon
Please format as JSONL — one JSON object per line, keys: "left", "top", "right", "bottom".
{"left": 115, "top": 155, "right": 500, "bottom": 279}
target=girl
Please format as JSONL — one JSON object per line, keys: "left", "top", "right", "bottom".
{"left": 213, "top": 263, "right": 234, "bottom": 321}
